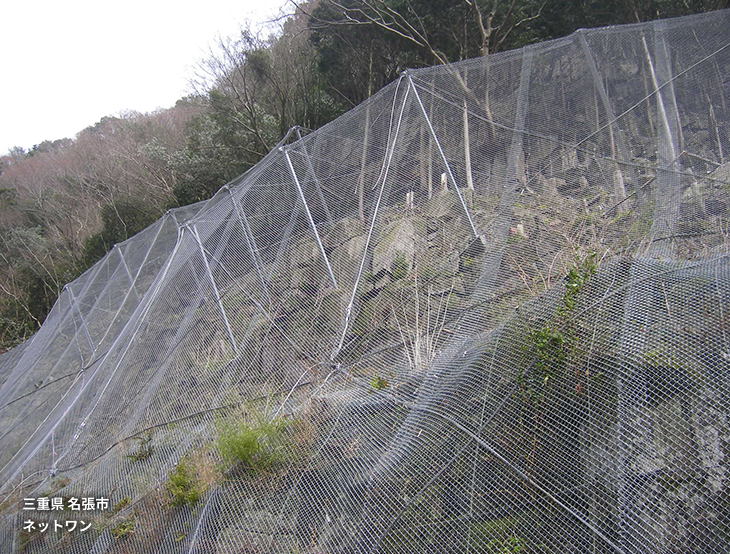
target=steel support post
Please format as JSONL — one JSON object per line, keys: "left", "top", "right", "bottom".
{"left": 63, "top": 219, "right": 169, "bottom": 366}
{"left": 332, "top": 76, "right": 411, "bottom": 360}
{"left": 643, "top": 23, "right": 681, "bottom": 258}
{"left": 282, "top": 147, "right": 338, "bottom": 288}
{"left": 0, "top": 219, "right": 169, "bottom": 414}
{"left": 93, "top": 217, "right": 169, "bottom": 350}
{"left": 472, "top": 49, "right": 534, "bottom": 304}
{"left": 0, "top": 249, "right": 110, "bottom": 404}
{"left": 114, "top": 244, "right": 141, "bottom": 300}
{"left": 66, "top": 286, "right": 95, "bottom": 355}
{"left": 271, "top": 132, "right": 336, "bottom": 281}
{"left": 118, "top": 216, "right": 241, "bottom": 439}
{"left": 49, "top": 217, "right": 187, "bottom": 471}
{"left": 294, "top": 126, "right": 333, "bottom": 225}
{"left": 0, "top": 251, "right": 144, "bottom": 452}
{"left": 69, "top": 245, "right": 139, "bottom": 361}
{"left": 613, "top": 24, "right": 683, "bottom": 551}
{"left": 4, "top": 215, "right": 188, "bottom": 482}
{"left": 407, "top": 73, "right": 479, "bottom": 239}
{"left": 191, "top": 224, "right": 239, "bottom": 355}
{"left": 579, "top": 33, "right": 639, "bottom": 187}
{"left": 227, "top": 188, "right": 272, "bottom": 307}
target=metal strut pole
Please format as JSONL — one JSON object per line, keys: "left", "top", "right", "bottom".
{"left": 281, "top": 147, "right": 338, "bottom": 288}
{"left": 471, "top": 48, "right": 533, "bottom": 314}
{"left": 294, "top": 126, "right": 333, "bottom": 225}
{"left": 407, "top": 73, "right": 479, "bottom": 239}
{"left": 332, "top": 75, "right": 410, "bottom": 360}
{"left": 66, "top": 285, "right": 95, "bottom": 355}
{"left": 114, "top": 244, "right": 141, "bottom": 300}
{"left": 38, "top": 216, "right": 189, "bottom": 475}
{"left": 226, "top": 187, "right": 272, "bottom": 306}
{"left": 270, "top": 134, "right": 329, "bottom": 280}
{"left": 578, "top": 33, "right": 638, "bottom": 188}
{"left": 643, "top": 23, "right": 681, "bottom": 258}
{"left": 0, "top": 246, "right": 112, "bottom": 405}
{"left": 191, "top": 225, "right": 239, "bottom": 355}
{"left": 117, "top": 215, "right": 242, "bottom": 439}
{"left": 93, "top": 216, "right": 169, "bottom": 350}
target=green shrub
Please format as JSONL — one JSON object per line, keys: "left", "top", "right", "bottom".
{"left": 370, "top": 375, "right": 389, "bottom": 391}
{"left": 520, "top": 250, "right": 598, "bottom": 402}
{"left": 215, "top": 413, "right": 289, "bottom": 474}
{"left": 110, "top": 516, "right": 134, "bottom": 538}
{"left": 111, "top": 497, "right": 131, "bottom": 514}
{"left": 166, "top": 460, "right": 201, "bottom": 507}
{"left": 470, "top": 513, "right": 538, "bottom": 553}
{"left": 561, "top": 250, "right": 597, "bottom": 313}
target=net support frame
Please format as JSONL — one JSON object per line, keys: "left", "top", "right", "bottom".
{"left": 407, "top": 72, "right": 480, "bottom": 239}
{"left": 114, "top": 244, "right": 141, "bottom": 301}
{"left": 642, "top": 23, "right": 682, "bottom": 257}
{"left": 332, "top": 76, "right": 411, "bottom": 359}
{"left": 578, "top": 32, "right": 639, "bottom": 189}
{"left": 269, "top": 138, "right": 331, "bottom": 280}
{"left": 118, "top": 215, "right": 243, "bottom": 439}
{"left": 293, "top": 125, "right": 334, "bottom": 225}
{"left": 13, "top": 249, "right": 106, "bottom": 385}
{"left": 281, "top": 146, "right": 338, "bottom": 289}
{"left": 30, "top": 217, "right": 188, "bottom": 476}
{"left": 92, "top": 217, "right": 170, "bottom": 353}
{"left": 46, "top": 250, "right": 136, "bottom": 375}
{"left": 2, "top": 12, "right": 730, "bottom": 553}
{"left": 469, "top": 47, "right": 534, "bottom": 326}
{"left": 226, "top": 187, "right": 272, "bottom": 307}
{"left": 190, "top": 224, "right": 239, "bottom": 356}
{"left": 27, "top": 216, "right": 189, "bottom": 480}
{"left": 0, "top": 219, "right": 168, "bottom": 425}
{"left": 0, "top": 279, "right": 113, "bottom": 476}
{"left": 65, "top": 285, "right": 95, "bottom": 360}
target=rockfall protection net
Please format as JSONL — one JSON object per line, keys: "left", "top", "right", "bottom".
{"left": 1, "top": 10, "right": 730, "bottom": 554}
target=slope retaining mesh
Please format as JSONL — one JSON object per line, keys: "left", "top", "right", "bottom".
{"left": 1, "top": 10, "right": 730, "bottom": 553}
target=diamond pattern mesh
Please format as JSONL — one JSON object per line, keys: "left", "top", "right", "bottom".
{"left": 1, "top": 10, "right": 729, "bottom": 554}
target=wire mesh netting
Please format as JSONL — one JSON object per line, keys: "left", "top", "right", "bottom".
{"left": 1, "top": 10, "right": 730, "bottom": 553}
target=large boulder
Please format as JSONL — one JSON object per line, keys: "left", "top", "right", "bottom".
{"left": 372, "top": 217, "right": 425, "bottom": 279}
{"left": 323, "top": 217, "right": 366, "bottom": 252}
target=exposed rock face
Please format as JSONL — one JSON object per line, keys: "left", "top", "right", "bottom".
{"left": 372, "top": 218, "right": 423, "bottom": 279}
{"left": 323, "top": 217, "right": 366, "bottom": 252}
{"left": 424, "top": 189, "right": 457, "bottom": 219}
{"left": 603, "top": 382, "right": 729, "bottom": 554}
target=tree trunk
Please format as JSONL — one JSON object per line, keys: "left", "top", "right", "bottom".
{"left": 419, "top": 121, "right": 428, "bottom": 197}
{"left": 427, "top": 78, "right": 436, "bottom": 199}
{"left": 464, "top": 98, "right": 474, "bottom": 190}
{"left": 357, "top": 48, "right": 374, "bottom": 221}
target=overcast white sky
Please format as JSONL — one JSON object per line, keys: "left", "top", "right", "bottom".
{"left": 1, "top": 0, "right": 290, "bottom": 154}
